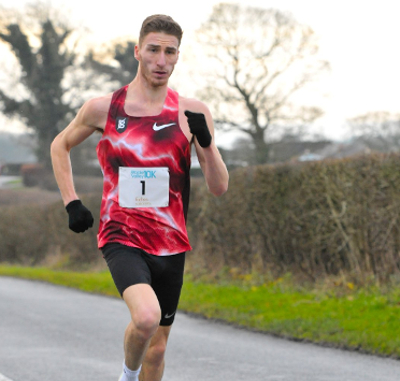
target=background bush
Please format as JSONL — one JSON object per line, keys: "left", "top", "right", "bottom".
{"left": 2, "top": 153, "right": 400, "bottom": 283}
{"left": 191, "top": 153, "right": 400, "bottom": 283}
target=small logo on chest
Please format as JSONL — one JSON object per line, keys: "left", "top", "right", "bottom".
{"left": 153, "top": 122, "right": 176, "bottom": 131}
{"left": 116, "top": 117, "right": 129, "bottom": 133}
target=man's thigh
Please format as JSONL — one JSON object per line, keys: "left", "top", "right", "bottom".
{"left": 123, "top": 283, "right": 161, "bottom": 324}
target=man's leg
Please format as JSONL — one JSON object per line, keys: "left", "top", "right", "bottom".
{"left": 139, "top": 325, "right": 172, "bottom": 381}
{"left": 122, "top": 284, "right": 161, "bottom": 373}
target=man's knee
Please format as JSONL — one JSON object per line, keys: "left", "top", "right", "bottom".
{"left": 123, "top": 284, "right": 162, "bottom": 341}
{"left": 131, "top": 307, "right": 161, "bottom": 341}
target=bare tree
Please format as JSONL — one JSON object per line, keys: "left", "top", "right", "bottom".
{"left": 194, "top": 3, "right": 330, "bottom": 164}
{"left": 0, "top": 3, "right": 76, "bottom": 167}
{"left": 227, "top": 136, "right": 256, "bottom": 167}
{"left": 0, "top": 2, "right": 138, "bottom": 169}
{"left": 348, "top": 111, "right": 400, "bottom": 153}
{"left": 85, "top": 40, "right": 139, "bottom": 86}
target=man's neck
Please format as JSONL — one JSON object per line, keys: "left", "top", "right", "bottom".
{"left": 124, "top": 75, "right": 169, "bottom": 116}
{"left": 128, "top": 75, "right": 168, "bottom": 105}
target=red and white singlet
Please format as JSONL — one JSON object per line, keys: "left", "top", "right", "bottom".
{"left": 96, "top": 86, "right": 192, "bottom": 256}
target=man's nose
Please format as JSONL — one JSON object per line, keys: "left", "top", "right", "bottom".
{"left": 157, "top": 52, "right": 166, "bottom": 66}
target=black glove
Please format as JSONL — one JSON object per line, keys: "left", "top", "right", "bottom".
{"left": 184, "top": 110, "right": 212, "bottom": 148}
{"left": 65, "top": 200, "right": 94, "bottom": 233}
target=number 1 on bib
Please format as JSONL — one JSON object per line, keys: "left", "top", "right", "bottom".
{"left": 118, "top": 167, "right": 170, "bottom": 208}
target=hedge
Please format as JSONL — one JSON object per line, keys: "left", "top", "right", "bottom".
{"left": 1, "top": 153, "right": 400, "bottom": 283}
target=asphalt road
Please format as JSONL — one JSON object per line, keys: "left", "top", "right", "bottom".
{"left": 1, "top": 276, "right": 400, "bottom": 381}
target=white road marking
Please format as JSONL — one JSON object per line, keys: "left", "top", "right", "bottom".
{"left": 0, "top": 374, "right": 13, "bottom": 381}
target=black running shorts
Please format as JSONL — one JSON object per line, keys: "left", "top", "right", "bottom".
{"left": 101, "top": 243, "right": 185, "bottom": 326}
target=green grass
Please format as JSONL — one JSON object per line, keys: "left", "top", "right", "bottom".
{"left": 179, "top": 279, "right": 400, "bottom": 358}
{"left": 0, "top": 266, "right": 119, "bottom": 297}
{"left": 1, "top": 177, "right": 23, "bottom": 188}
{"left": 1, "top": 265, "right": 400, "bottom": 359}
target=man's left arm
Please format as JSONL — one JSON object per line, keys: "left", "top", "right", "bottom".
{"left": 184, "top": 105, "right": 229, "bottom": 196}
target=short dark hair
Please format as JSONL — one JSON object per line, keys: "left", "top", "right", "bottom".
{"left": 139, "top": 14, "right": 183, "bottom": 47}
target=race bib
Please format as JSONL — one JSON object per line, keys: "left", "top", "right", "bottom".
{"left": 119, "top": 167, "right": 170, "bottom": 208}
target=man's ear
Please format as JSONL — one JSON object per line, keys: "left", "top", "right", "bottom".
{"left": 134, "top": 44, "right": 140, "bottom": 61}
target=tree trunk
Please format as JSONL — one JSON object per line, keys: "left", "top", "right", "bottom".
{"left": 253, "top": 130, "right": 269, "bottom": 165}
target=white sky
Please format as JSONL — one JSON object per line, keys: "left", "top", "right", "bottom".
{"left": 1, "top": 0, "right": 399, "bottom": 142}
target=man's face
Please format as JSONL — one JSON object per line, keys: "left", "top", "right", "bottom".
{"left": 135, "top": 32, "right": 180, "bottom": 87}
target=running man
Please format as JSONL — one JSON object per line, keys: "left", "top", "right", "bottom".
{"left": 50, "top": 14, "right": 228, "bottom": 381}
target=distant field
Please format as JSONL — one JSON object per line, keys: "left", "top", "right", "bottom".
{"left": 0, "top": 187, "right": 62, "bottom": 206}
{"left": 0, "top": 174, "right": 103, "bottom": 206}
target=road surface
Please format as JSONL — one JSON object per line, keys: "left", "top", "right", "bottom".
{"left": 0, "top": 276, "right": 400, "bottom": 381}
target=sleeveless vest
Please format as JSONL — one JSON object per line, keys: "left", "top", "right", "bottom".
{"left": 96, "top": 86, "right": 192, "bottom": 255}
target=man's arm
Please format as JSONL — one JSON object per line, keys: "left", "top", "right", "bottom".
{"left": 51, "top": 96, "right": 110, "bottom": 233}
{"left": 181, "top": 99, "right": 229, "bottom": 196}
{"left": 51, "top": 96, "right": 109, "bottom": 205}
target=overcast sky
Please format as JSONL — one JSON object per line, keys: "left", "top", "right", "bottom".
{"left": 1, "top": 0, "right": 399, "bottom": 143}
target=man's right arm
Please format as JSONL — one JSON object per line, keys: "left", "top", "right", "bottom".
{"left": 50, "top": 96, "right": 109, "bottom": 206}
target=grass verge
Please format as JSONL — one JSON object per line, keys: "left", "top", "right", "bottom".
{"left": 0, "top": 266, "right": 119, "bottom": 297}
{"left": 1, "top": 265, "right": 399, "bottom": 359}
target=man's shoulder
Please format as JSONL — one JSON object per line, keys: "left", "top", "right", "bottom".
{"left": 85, "top": 92, "right": 113, "bottom": 114}
{"left": 80, "top": 92, "right": 114, "bottom": 130}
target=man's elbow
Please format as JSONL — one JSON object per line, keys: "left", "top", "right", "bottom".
{"left": 52, "top": 130, "right": 70, "bottom": 149}
{"left": 50, "top": 136, "right": 61, "bottom": 158}
{"left": 50, "top": 134, "right": 68, "bottom": 161}
{"left": 209, "top": 181, "right": 228, "bottom": 197}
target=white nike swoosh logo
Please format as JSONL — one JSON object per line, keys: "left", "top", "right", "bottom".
{"left": 164, "top": 312, "right": 176, "bottom": 319}
{"left": 153, "top": 122, "right": 176, "bottom": 131}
